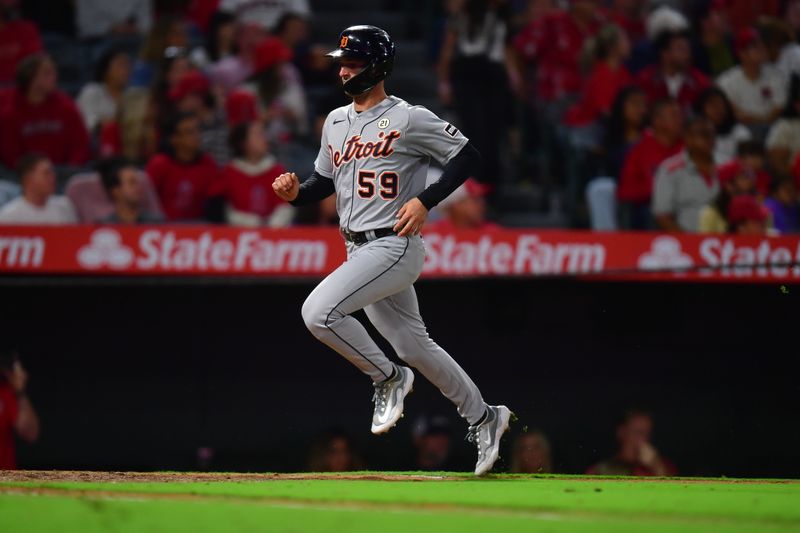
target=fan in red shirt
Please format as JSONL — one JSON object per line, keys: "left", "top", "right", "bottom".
{"left": 617, "top": 99, "right": 684, "bottom": 228}
{"left": 513, "top": 0, "right": 605, "bottom": 104}
{"left": 0, "top": 351, "right": 40, "bottom": 470}
{"left": 0, "top": 1, "right": 42, "bottom": 85}
{"left": 565, "top": 24, "right": 633, "bottom": 127}
{"left": 221, "top": 121, "right": 294, "bottom": 227}
{"left": 0, "top": 54, "right": 91, "bottom": 169}
{"left": 145, "top": 112, "right": 223, "bottom": 221}
{"left": 636, "top": 30, "right": 711, "bottom": 113}
{"left": 606, "top": 0, "right": 646, "bottom": 45}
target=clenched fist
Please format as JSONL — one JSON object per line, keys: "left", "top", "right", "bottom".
{"left": 272, "top": 172, "right": 300, "bottom": 202}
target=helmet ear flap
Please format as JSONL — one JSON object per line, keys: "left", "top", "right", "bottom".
{"left": 342, "top": 56, "right": 386, "bottom": 97}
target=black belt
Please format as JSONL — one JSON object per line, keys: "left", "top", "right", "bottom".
{"left": 341, "top": 227, "right": 396, "bottom": 245}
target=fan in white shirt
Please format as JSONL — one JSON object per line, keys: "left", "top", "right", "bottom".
{"left": 0, "top": 155, "right": 77, "bottom": 225}
{"left": 717, "top": 29, "right": 787, "bottom": 131}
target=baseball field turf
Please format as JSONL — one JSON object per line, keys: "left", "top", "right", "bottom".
{"left": 1, "top": 471, "right": 799, "bottom": 532}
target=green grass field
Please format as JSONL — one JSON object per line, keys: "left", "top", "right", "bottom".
{"left": 2, "top": 472, "right": 799, "bottom": 532}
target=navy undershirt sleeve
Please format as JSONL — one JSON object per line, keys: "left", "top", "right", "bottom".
{"left": 416, "top": 142, "right": 481, "bottom": 211}
{"left": 290, "top": 171, "right": 336, "bottom": 206}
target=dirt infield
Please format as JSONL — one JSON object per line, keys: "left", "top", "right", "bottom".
{"left": 1, "top": 470, "right": 797, "bottom": 484}
{"left": 0, "top": 470, "right": 459, "bottom": 483}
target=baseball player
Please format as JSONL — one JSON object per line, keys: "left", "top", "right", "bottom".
{"left": 272, "top": 25, "right": 512, "bottom": 476}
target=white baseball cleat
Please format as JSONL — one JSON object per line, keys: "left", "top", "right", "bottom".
{"left": 466, "top": 405, "right": 514, "bottom": 476}
{"left": 371, "top": 366, "right": 414, "bottom": 434}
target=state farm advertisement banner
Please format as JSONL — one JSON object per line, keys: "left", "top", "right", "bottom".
{"left": 0, "top": 225, "right": 799, "bottom": 283}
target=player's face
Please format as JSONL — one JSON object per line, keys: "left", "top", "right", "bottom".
{"left": 339, "top": 59, "right": 366, "bottom": 83}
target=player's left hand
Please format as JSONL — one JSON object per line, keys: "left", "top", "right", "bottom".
{"left": 394, "top": 198, "right": 428, "bottom": 237}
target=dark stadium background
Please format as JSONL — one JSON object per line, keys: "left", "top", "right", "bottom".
{"left": 3, "top": 277, "right": 798, "bottom": 477}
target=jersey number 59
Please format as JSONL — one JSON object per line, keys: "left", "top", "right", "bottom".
{"left": 357, "top": 170, "right": 399, "bottom": 200}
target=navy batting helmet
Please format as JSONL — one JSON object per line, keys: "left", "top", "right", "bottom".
{"left": 326, "top": 25, "right": 395, "bottom": 97}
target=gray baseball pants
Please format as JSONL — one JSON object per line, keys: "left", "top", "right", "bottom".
{"left": 301, "top": 234, "right": 486, "bottom": 425}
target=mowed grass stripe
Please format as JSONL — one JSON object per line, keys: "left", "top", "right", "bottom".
{"left": 0, "top": 490, "right": 797, "bottom": 533}
{"left": 2, "top": 475, "right": 800, "bottom": 526}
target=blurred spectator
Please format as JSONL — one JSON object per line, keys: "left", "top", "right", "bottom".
{"left": 587, "top": 408, "right": 676, "bottom": 477}
{"left": 185, "top": 0, "right": 223, "bottom": 34}
{"left": 606, "top": 0, "right": 646, "bottom": 46}
{"left": 220, "top": 0, "right": 310, "bottom": 32}
{"left": 437, "top": 0, "right": 516, "bottom": 187}
{"left": 191, "top": 9, "right": 236, "bottom": 68}
{"left": 759, "top": 17, "right": 800, "bottom": 81}
{"left": 721, "top": 141, "right": 771, "bottom": 195}
{"left": 699, "top": 148, "right": 764, "bottom": 233}
{"left": 717, "top": 28, "right": 787, "bottom": 138}
{"left": 208, "top": 23, "right": 267, "bottom": 93}
{"left": 244, "top": 36, "right": 308, "bottom": 142}
{"left": 727, "top": 194, "right": 769, "bottom": 235}
{"left": 565, "top": 24, "right": 632, "bottom": 128}
{"left": 0, "top": 350, "right": 40, "bottom": 470}
{"left": 221, "top": 121, "right": 293, "bottom": 227}
{"left": 617, "top": 98, "right": 684, "bottom": 229}
{"left": 0, "top": 0, "right": 42, "bottom": 85}
{"left": 584, "top": 86, "right": 647, "bottom": 230}
{"left": 145, "top": 112, "right": 223, "bottom": 221}
{"left": 599, "top": 85, "right": 648, "bottom": 180}
{"left": 690, "top": 0, "right": 735, "bottom": 78}
{"left": 764, "top": 177, "right": 799, "bottom": 233}
{"left": 77, "top": 48, "right": 133, "bottom": 134}
{"left": 727, "top": 0, "right": 780, "bottom": 34}
{"left": 98, "top": 156, "right": 163, "bottom": 224}
{"left": 765, "top": 75, "right": 800, "bottom": 178}
{"left": 693, "top": 87, "right": 752, "bottom": 165}
{"left": 131, "top": 16, "right": 189, "bottom": 87}
{"left": 0, "top": 54, "right": 91, "bottom": 169}
{"left": 512, "top": 0, "right": 604, "bottom": 108}
{"left": 427, "top": 178, "right": 498, "bottom": 231}
{"left": 306, "top": 428, "right": 363, "bottom": 472}
{"left": 0, "top": 154, "right": 78, "bottom": 224}
{"left": 635, "top": 30, "right": 710, "bottom": 113}
{"left": 74, "top": 0, "right": 153, "bottom": 40}
{"left": 151, "top": 47, "right": 194, "bottom": 125}
{"left": 510, "top": 430, "right": 553, "bottom": 474}
{"left": 786, "top": 0, "right": 800, "bottom": 37}
{"left": 412, "top": 415, "right": 454, "bottom": 471}
{"left": 652, "top": 117, "right": 720, "bottom": 232}
{"left": 627, "top": 6, "right": 689, "bottom": 74}
{"left": 169, "top": 70, "right": 230, "bottom": 164}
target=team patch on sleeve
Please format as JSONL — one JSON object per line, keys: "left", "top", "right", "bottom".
{"left": 444, "top": 123, "right": 459, "bottom": 137}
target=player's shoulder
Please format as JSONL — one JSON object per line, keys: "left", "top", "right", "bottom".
{"left": 324, "top": 104, "right": 351, "bottom": 123}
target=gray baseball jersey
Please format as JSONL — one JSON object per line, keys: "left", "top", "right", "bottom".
{"left": 314, "top": 95, "right": 468, "bottom": 232}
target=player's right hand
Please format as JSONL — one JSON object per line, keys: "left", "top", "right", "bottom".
{"left": 272, "top": 172, "right": 300, "bottom": 202}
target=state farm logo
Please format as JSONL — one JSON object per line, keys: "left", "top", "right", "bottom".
{"left": 638, "top": 236, "right": 694, "bottom": 272}
{"left": 76, "top": 229, "right": 328, "bottom": 273}
{"left": 423, "top": 234, "right": 606, "bottom": 275}
{"left": 77, "top": 229, "right": 134, "bottom": 270}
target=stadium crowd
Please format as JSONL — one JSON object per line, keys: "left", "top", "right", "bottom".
{"left": 0, "top": 0, "right": 798, "bottom": 233}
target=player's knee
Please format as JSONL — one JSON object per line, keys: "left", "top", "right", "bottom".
{"left": 301, "top": 296, "right": 324, "bottom": 336}
{"left": 301, "top": 295, "right": 341, "bottom": 338}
